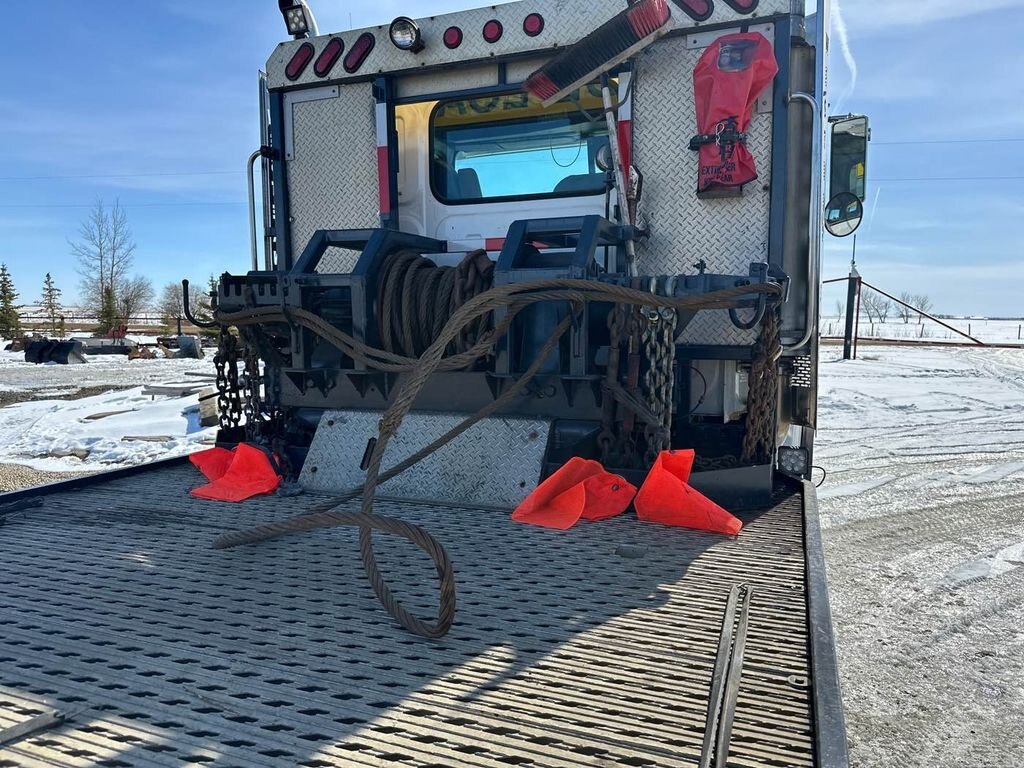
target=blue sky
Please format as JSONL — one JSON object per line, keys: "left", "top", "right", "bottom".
{"left": 1, "top": 0, "right": 1022, "bottom": 315}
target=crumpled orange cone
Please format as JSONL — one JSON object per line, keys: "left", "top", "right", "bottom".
{"left": 634, "top": 450, "right": 743, "bottom": 535}
{"left": 512, "top": 457, "right": 637, "bottom": 530}
{"left": 190, "top": 447, "right": 234, "bottom": 482}
{"left": 190, "top": 444, "right": 281, "bottom": 503}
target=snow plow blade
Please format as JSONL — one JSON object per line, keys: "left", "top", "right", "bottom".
{"left": 0, "top": 463, "right": 848, "bottom": 767}
{"left": 23, "top": 339, "right": 86, "bottom": 365}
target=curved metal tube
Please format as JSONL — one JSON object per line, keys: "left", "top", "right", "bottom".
{"left": 729, "top": 293, "right": 767, "bottom": 331}
{"left": 181, "top": 279, "right": 219, "bottom": 329}
{"left": 247, "top": 149, "right": 261, "bottom": 272}
{"left": 784, "top": 90, "right": 822, "bottom": 352}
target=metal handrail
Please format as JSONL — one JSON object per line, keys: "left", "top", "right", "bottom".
{"left": 784, "top": 90, "right": 821, "bottom": 352}
{"left": 246, "top": 149, "right": 262, "bottom": 272}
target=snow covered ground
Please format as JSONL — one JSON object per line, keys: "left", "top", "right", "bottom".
{"left": 0, "top": 351, "right": 216, "bottom": 473}
{"left": 820, "top": 314, "right": 1024, "bottom": 345}
{"left": 816, "top": 345, "right": 1024, "bottom": 767}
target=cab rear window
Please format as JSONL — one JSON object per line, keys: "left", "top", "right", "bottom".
{"left": 431, "top": 87, "right": 610, "bottom": 205}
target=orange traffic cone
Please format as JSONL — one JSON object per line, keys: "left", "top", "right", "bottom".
{"left": 191, "top": 444, "right": 281, "bottom": 503}
{"left": 512, "top": 457, "right": 637, "bottom": 530}
{"left": 190, "top": 447, "right": 235, "bottom": 482}
{"left": 634, "top": 450, "right": 743, "bottom": 536}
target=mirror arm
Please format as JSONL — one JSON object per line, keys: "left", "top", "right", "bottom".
{"left": 784, "top": 91, "right": 821, "bottom": 353}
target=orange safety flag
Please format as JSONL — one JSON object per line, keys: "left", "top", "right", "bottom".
{"left": 512, "top": 457, "right": 637, "bottom": 530}
{"left": 190, "top": 444, "right": 281, "bottom": 503}
{"left": 634, "top": 450, "right": 743, "bottom": 536}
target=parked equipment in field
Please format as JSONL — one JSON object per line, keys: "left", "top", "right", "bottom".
{"left": 23, "top": 339, "right": 86, "bottom": 365}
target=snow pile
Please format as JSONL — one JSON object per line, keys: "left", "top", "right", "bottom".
{"left": 0, "top": 386, "right": 216, "bottom": 472}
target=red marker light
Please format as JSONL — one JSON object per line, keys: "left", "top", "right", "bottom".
{"left": 723, "top": 0, "right": 759, "bottom": 12}
{"left": 314, "top": 37, "right": 345, "bottom": 77}
{"left": 670, "top": 0, "right": 713, "bottom": 21}
{"left": 285, "top": 42, "right": 315, "bottom": 80}
{"left": 344, "top": 32, "right": 376, "bottom": 73}
{"left": 444, "top": 26, "right": 464, "bottom": 49}
{"left": 523, "top": 13, "right": 545, "bottom": 36}
{"left": 483, "top": 19, "right": 503, "bottom": 43}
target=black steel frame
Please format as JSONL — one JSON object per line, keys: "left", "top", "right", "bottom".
{"left": 802, "top": 481, "right": 851, "bottom": 768}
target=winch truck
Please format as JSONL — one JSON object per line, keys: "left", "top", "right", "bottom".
{"left": 0, "top": 0, "right": 869, "bottom": 765}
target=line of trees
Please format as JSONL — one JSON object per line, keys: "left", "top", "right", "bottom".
{"left": 835, "top": 289, "right": 936, "bottom": 326}
{"left": 2, "top": 200, "right": 219, "bottom": 339}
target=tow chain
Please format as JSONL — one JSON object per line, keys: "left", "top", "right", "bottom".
{"left": 741, "top": 307, "right": 782, "bottom": 465}
{"left": 240, "top": 330, "right": 263, "bottom": 433}
{"left": 642, "top": 292, "right": 678, "bottom": 466}
{"left": 214, "top": 330, "right": 244, "bottom": 431}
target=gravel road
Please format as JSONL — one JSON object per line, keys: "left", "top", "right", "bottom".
{"left": 0, "top": 463, "right": 90, "bottom": 492}
{"left": 817, "top": 347, "right": 1024, "bottom": 767}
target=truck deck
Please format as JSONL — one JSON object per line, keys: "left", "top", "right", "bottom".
{"left": 0, "top": 462, "right": 842, "bottom": 768}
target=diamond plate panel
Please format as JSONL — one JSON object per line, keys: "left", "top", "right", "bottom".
{"left": 287, "top": 85, "right": 379, "bottom": 261}
{"left": 397, "top": 65, "right": 501, "bottom": 99}
{"left": 315, "top": 246, "right": 362, "bottom": 274}
{"left": 267, "top": 0, "right": 795, "bottom": 89}
{"left": 633, "top": 31, "right": 775, "bottom": 346}
{"left": 300, "top": 411, "right": 551, "bottom": 508}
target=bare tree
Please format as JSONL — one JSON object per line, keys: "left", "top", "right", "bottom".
{"left": 876, "top": 295, "right": 894, "bottom": 323}
{"left": 898, "top": 292, "right": 915, "bottom": 323}
{"left": 118, "top": 275, "right": 154, "bottom": 320}
{"left": 70, "top": 200, "right": 136, "bottom": 315}
{"left": 860, "top": 290, "right": 879, "bottom": 323}
{"left": 912, "top": 294, "right": 934, "bottom": 323}
{"left": 834, "top": 299, "right": 845, "bottom": 320}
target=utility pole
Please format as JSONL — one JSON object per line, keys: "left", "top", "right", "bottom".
{"left": 843, "top": 236, "right": 861, "bottom": 361}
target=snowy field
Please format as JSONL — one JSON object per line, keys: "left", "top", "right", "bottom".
{"left": 816, "top": 345, "right": 1024, "bottom": 767}
{"left": 820, "top": 314, "right": 1024, "bottom": 345}
{"left": 0, "top": 349, "right": 216, "bottom": 473}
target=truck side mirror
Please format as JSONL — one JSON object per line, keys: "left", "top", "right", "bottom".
{"left": 824, "top": 192, "right": 863, "bottom": 238}
{"left": 826, "top": 115, "right": 870, "bottom": 237}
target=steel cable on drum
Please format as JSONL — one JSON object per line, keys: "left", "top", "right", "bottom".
{"left": 213, "top": 273, "right": 783, "bottom": 639}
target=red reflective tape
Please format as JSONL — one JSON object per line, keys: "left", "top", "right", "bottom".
{"left": 485, "top": 238, "right": 506, "bottom": 251}
{"left": 377, "top": 146, "right": 391, "bottom": 215}
{"left": 617, "top": 119, "right": 633, "bottom": 172}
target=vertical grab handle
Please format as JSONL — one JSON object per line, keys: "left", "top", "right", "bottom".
{"left": 247, "top": 149, "right": 262, "bottom": 272}
{"left": 784, "top": 91, "right": 821, "bottom": 353}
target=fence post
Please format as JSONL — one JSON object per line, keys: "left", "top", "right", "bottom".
{"left": 843, "top": 271, "right": 861, "bottom": 360}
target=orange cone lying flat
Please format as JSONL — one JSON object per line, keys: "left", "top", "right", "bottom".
{"left": 634, "top": 450, "right": 743, "bottom": 536}
{"left": 190, "top": 444, "right": 281, "bottom": 503}
{"left": 190, "top": 446, "right": 235, "bottom": 482}
{"left": 512, "top": 457, "right": 637, "bottom": 530}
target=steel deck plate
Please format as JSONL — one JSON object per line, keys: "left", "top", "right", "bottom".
{"left": 0, "top": 464, "right": 814, "bottom": 768}
{"left": 299, "top": 411, "right": 551, "bottom": 508}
